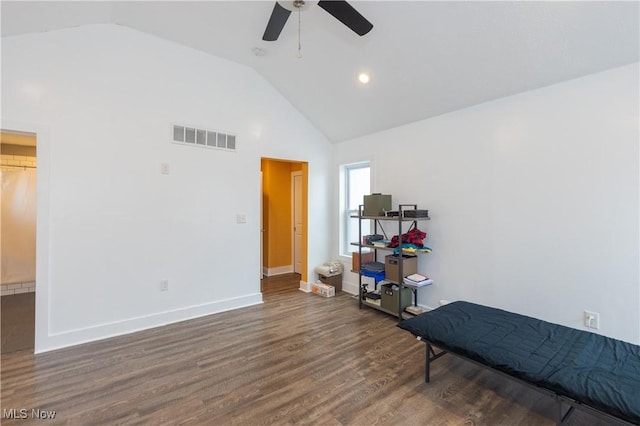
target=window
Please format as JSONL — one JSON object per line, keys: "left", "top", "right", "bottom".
{"left": 340, "top": 162, "right": 370, "bottom": 257}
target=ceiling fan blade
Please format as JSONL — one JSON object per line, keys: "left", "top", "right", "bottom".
{"left": 263, "top": 2, "right": 292, "bottom": 41}
{"left": 318, "top": 0, "right": 373, "bottom": 36}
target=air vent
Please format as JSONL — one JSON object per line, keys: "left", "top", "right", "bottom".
{"left": 172, "top": 124, "right": 236, "bottom": 152}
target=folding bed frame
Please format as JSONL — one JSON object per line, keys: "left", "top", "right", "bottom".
{"left": 398, "top": 301, "right": 640, "bottom": 425}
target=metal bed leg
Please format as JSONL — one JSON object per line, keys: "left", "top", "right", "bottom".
{"left": 420, "top": 339, "right": 446, "bottom": 383}
{"left": 556, "top": 396, "right": 575, "bottom": 425}
{"left": 425, "top": 343, "right": 431, "bottom": 383}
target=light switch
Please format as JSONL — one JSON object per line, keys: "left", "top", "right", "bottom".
{"left": 160, "top": 163, "right": 170, "bottom": 175}
{"left": 236, "top": 214, "right": 246, "bottom": 224}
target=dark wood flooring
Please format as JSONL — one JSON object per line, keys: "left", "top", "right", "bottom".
{"left": 1, "top": 292, "right": 35, "bottom": 354}
{"left": 0, "top": 290, "right": 619, "bottom": 425}
{"left": 261, "top": 272, "right": 301, "bottom": 293}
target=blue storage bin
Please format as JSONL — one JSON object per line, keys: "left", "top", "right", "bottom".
{"left": 361, "top": 269, "right": 385, "bottom": 282}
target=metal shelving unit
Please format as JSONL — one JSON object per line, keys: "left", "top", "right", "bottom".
{"left": 351, "top": 204, "right": 430, "bottom": 320}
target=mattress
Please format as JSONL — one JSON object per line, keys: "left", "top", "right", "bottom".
{"left": 398, "top": 301, "right": 640, "bottom": 424}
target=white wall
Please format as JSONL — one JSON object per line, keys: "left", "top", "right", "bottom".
{"left": 2, "top": 24, "right": 332, "bottom": 352}
{"left": 334, "top": 63, "right": 639, "bottom": 344}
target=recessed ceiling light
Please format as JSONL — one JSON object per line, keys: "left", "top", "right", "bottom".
{"left": 358, "top": 72, "right": 370, "bottom": 84}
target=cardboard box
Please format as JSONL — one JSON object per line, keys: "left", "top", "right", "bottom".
{"left": 319, "top": 273, "right": 342, "bottom": 293}
{"left": 385, "top": 254, "right": 417, "bottom": 283}
{"left": 311, "top": 282, "right": 335, "bottom": 297}
{"left": 363, "top": 194, "right": 392, "bottom": 217}
{"left": 352, "top": 251, "right": 374, "bottom": 271}
{"left": 381, "top": 283, "right": 412, "bottom": 314}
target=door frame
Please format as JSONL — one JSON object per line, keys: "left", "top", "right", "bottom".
{"left": 291, "top": 171, "right": 302, "bottom": 274}
{"left": 2, "top": 119, "right": 49, "bottom": 354}
{"left": 260, "top": 157, "right": 308, "bottom": 283}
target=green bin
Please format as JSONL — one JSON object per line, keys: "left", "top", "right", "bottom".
{"left": 363, "top": 194, "right": 392, "bottom": 216}
{"left": 381, "top": 283, "right": 412, "bottom": 314}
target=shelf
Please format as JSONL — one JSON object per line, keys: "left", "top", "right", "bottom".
{"left": 400, "top": 311, "right": 416, "bottom": 320}
{"left": 361, "top": 300, "right": 421, "bottom": 319}
{"left": 350, "top": 242, "right": 432, "bottom": 256}
{"left": 351, "top": 242, "right": 395, "bottom": 252}
{"left": 351, "top": 214, "right": 430, "bottom": 221}
{"left": 355, "top": 203, "right": 432, "bottom": 321}
{"left": 361, "top": 300, "right": 402, "bottom": 317}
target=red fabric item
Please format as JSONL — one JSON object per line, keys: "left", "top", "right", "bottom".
{"left": 390, "top": 228, "right": 427, "bottom": 248}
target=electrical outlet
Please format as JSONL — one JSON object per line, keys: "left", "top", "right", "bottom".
{"left": 160, "top": 280, "right": 169, "bottom": 291}
{"left": 584, "top": 310, "right": 599, "bottom": 329}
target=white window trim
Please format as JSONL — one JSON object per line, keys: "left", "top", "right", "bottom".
{"left": 339, "top": 161, "right": 371, "bottom": 259}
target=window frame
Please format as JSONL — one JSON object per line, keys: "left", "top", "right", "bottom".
{"left": 340, "top": 161, "right": 371, "bottom": 258}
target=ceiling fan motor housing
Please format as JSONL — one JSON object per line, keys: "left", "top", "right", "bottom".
{"left": 279, "top": 1, "right": 318, "bottom": 12}
{"left": 263, "top": 0, "right": 373, "bottom": 41}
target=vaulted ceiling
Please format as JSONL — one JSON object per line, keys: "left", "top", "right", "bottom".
{"left": 2, "top": 1, "right": 639, "bottom": 142}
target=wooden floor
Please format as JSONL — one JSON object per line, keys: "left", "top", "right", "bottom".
{"left": 1, "top": 293, "right": 35, "bottom": 354}
{"left": 261, "top": 272, "right": 301, "bottom": 293}
{"left": 0, "top": 290, "right": 619, "bottom": 425}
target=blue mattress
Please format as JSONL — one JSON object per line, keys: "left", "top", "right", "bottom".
{"left": 398, "top": 301, "right": 640, "bottom": 424}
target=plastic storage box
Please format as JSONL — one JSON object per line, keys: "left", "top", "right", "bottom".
{"left": 361, "top": 261, "right": 386, "bottom": 282}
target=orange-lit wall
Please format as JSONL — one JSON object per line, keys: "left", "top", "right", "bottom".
{"left": 261, "top": 158, "right": 308, "bottom": 281}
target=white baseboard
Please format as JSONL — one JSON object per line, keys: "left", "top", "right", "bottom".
{"left": 35, "top": 293, "right": 263, "bottom": 354}
{"left": 299, "top": 280, "right": 310, "bottom": 293}
{"left": 263, "top": 265, "right": 294, "bottom": 276}
{"left": 341, "top": 281, "right": 359, "bottom": 295}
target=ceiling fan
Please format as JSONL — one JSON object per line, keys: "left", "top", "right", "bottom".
{"left": 262, "top": 0, "right": 373, "bottom": 41}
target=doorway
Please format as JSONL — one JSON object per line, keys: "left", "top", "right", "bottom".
{"left": 1, "top": 130, "right": 37, "bottom": 354}
{"left": 260, "top": 158, "right": 308, "bottom": 293}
